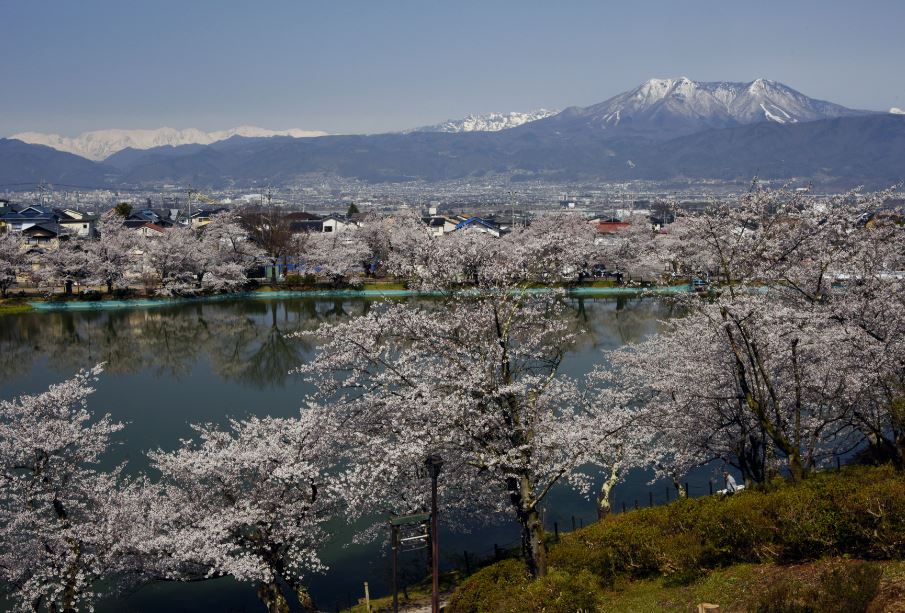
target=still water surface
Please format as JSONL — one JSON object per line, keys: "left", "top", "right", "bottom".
{"left": 0, "top": 296, "right": 692, "bottom": 611}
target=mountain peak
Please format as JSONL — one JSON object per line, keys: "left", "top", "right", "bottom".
{"left": 412, "top": 109, "right": 557, "bottom": 133}
{"left": 567, "top": 77, "right": 869, "bottom": 135}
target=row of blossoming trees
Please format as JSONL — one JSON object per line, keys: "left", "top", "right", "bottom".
{"left": 0, "top": 208, "right": 392, "bottom": 297}
{"left": 1, "top": 187, "right": 904, "bottom": 611}
{"left": 0, "top": 211, "right": 259, "bottom": 297}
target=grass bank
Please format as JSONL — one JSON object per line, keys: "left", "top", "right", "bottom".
{"left": 0, "top": 299, "right": 33, "bottom": 315}
{"left": 446, "top": 466, "right": 905, "bottom": 612}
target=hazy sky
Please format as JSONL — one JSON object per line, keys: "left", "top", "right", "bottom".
{"left": 2, "top": 0, "right": 904, "bottom": 136}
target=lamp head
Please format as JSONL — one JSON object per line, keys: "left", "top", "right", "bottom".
{"left": 425, "top": 454, "right": 444, "bottom": 478}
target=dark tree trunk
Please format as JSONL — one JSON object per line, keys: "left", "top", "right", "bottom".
{"left": 509, "top": 475, "right": 547, "bottom": 577}
{"left": 519, "top": 505, "right": 547, "bottom": 577}
{"left": 257, "top": 581, "right": 289, "bottom": 613}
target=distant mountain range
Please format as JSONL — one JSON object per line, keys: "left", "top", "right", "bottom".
{"left": 411, "top": 110, "right": 558, "bottom": 133}
{"left": 3, "top": 77, "right": 903, "bottom": 188}
{"left": 10, "top": 126, "right": 329, "bottom": 161}
{"left": 11, "top": 112, "right": 558, "bottom": 161}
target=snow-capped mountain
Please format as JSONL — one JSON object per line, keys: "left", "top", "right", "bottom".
{"left": 9, "top": 126, "right": 328, "bottom": 161}
{"left": 891, "top": 107, "right": 905, "bottom": 115}
{"left": 413, "top": 110, "right": 557, "bottom": 133}
{"left": 531, "top": 77, "right": 870, "bottom": 139}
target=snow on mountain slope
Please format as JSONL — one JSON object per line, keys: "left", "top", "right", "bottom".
{"left": 548, "top": 77, "right": 869, "bottom": 137}
{"left": 413, "top": 110, "right": 557, "bottom": 133}
{"left": 9, "top": 126, "right": 329, "bottom": 161}
{"left": 891, "top": 107, "right": 905, "bottom": 115}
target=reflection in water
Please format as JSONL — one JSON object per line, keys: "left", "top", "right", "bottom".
{"left": 0, "top": 296, "right": 674, "bottom": 388}
{"left": 0, "top": 298, "right": 385, "bottom": 388}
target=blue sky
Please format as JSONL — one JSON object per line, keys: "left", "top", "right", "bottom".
{"left": 2, "top": 0, "right": 903, "bottom": 136}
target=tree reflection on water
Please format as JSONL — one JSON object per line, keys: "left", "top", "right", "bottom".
{"left": 0, "top": 296, "right": 676, "bottom": 389}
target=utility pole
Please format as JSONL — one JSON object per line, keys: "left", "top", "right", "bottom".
{"left": 508, "top": 190, "right": 517, "bottom": 229}
{"left": 425, "top": 455, "right": 444, "bottom": 613}
{"left": 186, "top": 187, "right": 194, "bottom": 226}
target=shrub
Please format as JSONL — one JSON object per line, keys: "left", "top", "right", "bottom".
{"left": 447, "top": 561, "right": 600, "bottom": 613}
{"left": 753, "top": 560, "right": 881, "bottom": 613}
{"left": 446, "top": 559, "right": 529, "bottom": 613}
{"left": 80, "top": 289, "right": 103, "bottom": 301}
{"left": 754, "top": 580, "right": 812, "bottom": 613}
{"left": 495, "top": 570, "right": 600, "bottom": 612}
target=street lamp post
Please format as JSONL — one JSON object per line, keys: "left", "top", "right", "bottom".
{"left": 390, "top": 523, "right": 399, "bottom": 613}
{"left": 425, "top": 454, "right": 444, "bottom": 613}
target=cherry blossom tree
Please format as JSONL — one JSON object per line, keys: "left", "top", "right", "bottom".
{"left": 146, "top": 410, "right": 344, "bottom": 613}
{"left": 301, "top": 218, "right": 624, "bottom": 577}
{"left": 0, "top": 230, "right": 27, "bottom": 297}
{"left": 110, "top": 211, "right": 261, "bottom": 296}
{"left": 829, "top": 204, "right": 905, "bottom": 466}
{"left": 0, "top": 366, "right": 129, "bottom": 611}
{"left": 509, "top": 212, "right": 602, "bottom": 283}
{"left": 239, "top": 208, "right": 294, "bottom": 284}
{"left": 143, "top": 225, "right": 203, "bottom": 295}
{"left": 30, "top": 240, "right": 92, "bottom": 295}
{"left": 302, "top": 228, "right": 370, "bottom": 285}
{"left": 356, "top": 210, "right": 441, "bottom": 279}
{"left": 197, "top": 211, "right": 265, "bottom": 293}
{"left": 88, "top": 212, "right": 139, "bottom": 294}
{"left": 601, "top": 186, "right": 902, "bottom": 483}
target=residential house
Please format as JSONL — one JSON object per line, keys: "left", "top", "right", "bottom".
{"left": 132, "top": 222, "right": 167, "bottom": 238}
{"left": 595, "top": 220, "right": 631, "bottom": 234}
{"left": 321, "top": 214, "right": 357, "bottom": 233}
{"left": 287, "top": 212, "right": 325, "bottom": 234}
{"left": 421, "top": 214, "right": 460, "bottom": 237}
{"left": 124, "top": 208, "right": 178, "bottom": 227}
{"left": 56, "top": 209, "right": 97, "bottom": 238}
{"left": 450, "top": 217, "right": 506, "bottom": 238}
{"left": 190, "top": 207, "right": 229, "bottom": 229}
{"left": 0, "top": 204, "right": 55, "bottom": 233}
{"left": 21, "top": 222, "right": 66, "bottom": 248}
{"left": 594, "top": 218, "right": 631, "bottom": 251}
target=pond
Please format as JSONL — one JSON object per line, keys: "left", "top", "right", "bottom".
{"left": 0, "top": 295, "right": 705, "bottom": 611}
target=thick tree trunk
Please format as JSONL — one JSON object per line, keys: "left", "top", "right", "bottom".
{"left": 597, "top": 462, "right": 620, "bottom": 520}
{"left": 292, "top": 584, "right": 316, "bottom": 612}
{"left": 895, "top": 433, "right": 905, "bottom": 471}
{"left": 787, "top": 453, "right": 805, "bottom": 482}
{"left": 106, "top": 279, "right": 113, "bottom": 294}
{"left": 519, "top": 506, "right": 548, "bottom": 577}
{"left": 257, "top": 581, "right": 290, "bottom": 613}
{"left": 509, "top": 475, "right": 548, "bottom": 577}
